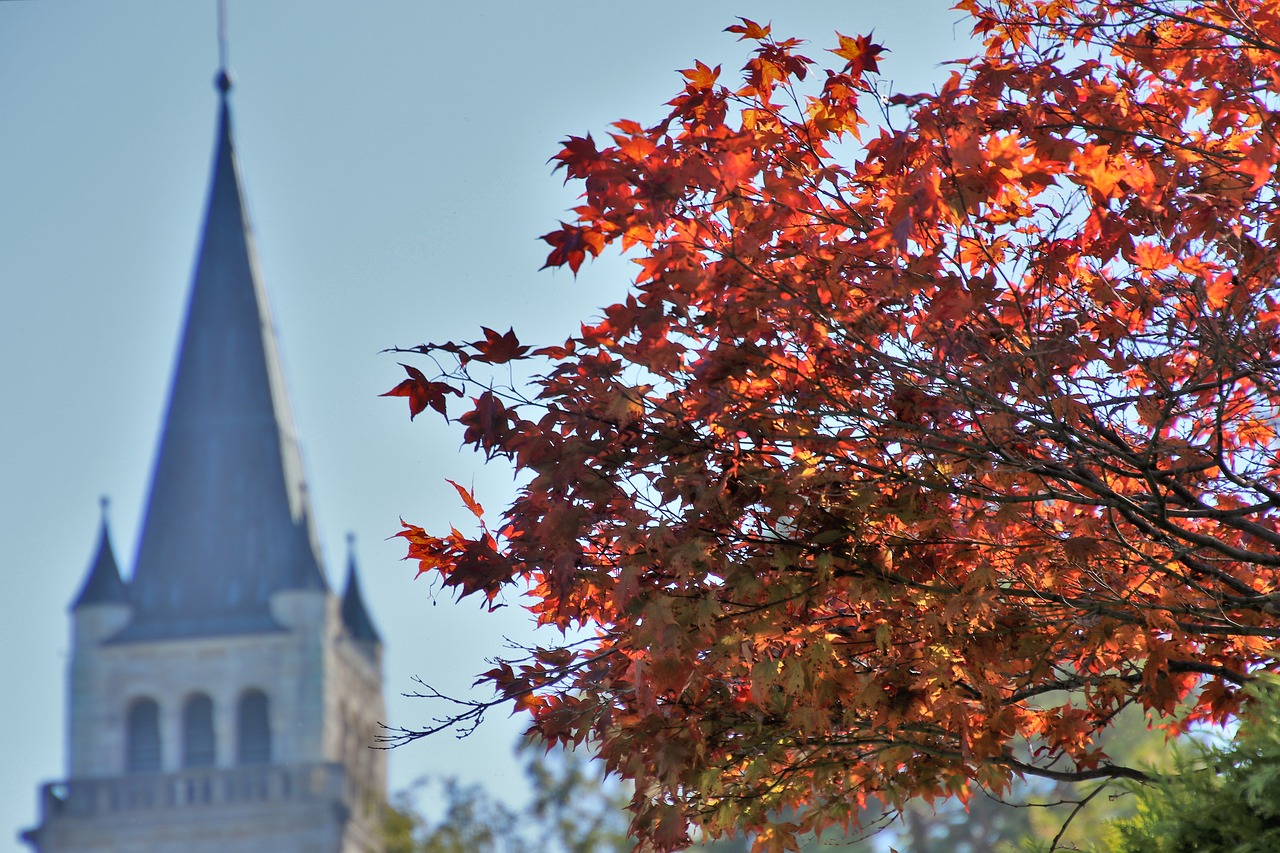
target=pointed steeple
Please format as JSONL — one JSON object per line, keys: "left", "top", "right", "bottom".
{"left": 341, "top": 534, "right": 380, "bottom": 645}
{"left": 71, "top": 498, "right": 128, "bottom": 610}
{"left": 119, "top": 75, "right": 326, "bottom": 642}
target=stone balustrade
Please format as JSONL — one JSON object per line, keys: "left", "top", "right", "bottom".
{"left": 35, "top": 763, "right": 354, "bottom": 820}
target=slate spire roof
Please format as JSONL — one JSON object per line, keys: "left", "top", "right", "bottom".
{"left": 341, "top": 534, "right": 381, "bottom": 645}
{"left": 71, "top": 498, "right": 128, "bottom": 610}
{"left": 117, "top": 75, "right": 326, "bottom": 641}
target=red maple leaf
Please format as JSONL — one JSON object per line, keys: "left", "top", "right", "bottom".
{"left": 459, "top": 390, "right": 516, "bottom": 457}
{"left": 469, "top": 327, "right": 530, "bottom": 365}
{"left": 540, "top": 222, "right": 605, "bottom": 274}
{"left": 380, "top": 364, "right": 461, "bottom": 420}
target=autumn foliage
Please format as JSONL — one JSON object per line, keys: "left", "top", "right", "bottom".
{"left": 387, "top": 2, "right": 1280, "bottom": 850}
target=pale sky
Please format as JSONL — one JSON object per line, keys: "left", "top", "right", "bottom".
{"left": 0, "top": 2, "right": 970, "bottom": 848}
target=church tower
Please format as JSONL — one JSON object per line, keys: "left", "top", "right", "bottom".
{"left": 22, "top": 71, "right": 387, "bottom": 853}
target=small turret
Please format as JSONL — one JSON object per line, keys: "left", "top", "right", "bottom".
{"left": 341, "top": 534, "right": 380, "bottom": 647}
{"left": 70, "top": 497, "right": 128, "bottom": 611}
{"left": 69, "top": 498, "right": 131, "bottom": 663}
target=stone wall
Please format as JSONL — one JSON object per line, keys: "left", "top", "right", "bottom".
{"left": 68, "top": 588, "right": 329, "bottom": 778}
{"left": 37, "top": 586, "right": 387, "bottom": 853}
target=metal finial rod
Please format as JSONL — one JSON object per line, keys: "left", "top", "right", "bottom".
{"left": 216, "top": 0, "right": 228, "bottom": 73}
{"left": 214, "top": 0, "right": 233, "bottom": 93}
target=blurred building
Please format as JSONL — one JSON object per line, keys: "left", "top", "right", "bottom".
{"left": 22, "top": 70, "right": 386, "bottom": 853}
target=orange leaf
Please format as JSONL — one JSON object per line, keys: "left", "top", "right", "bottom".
{"left": 1071, "top": 143, "right": 1121, "bottom": 198}
{"left": 831, "top": 32, "right": 885, "bottom": 75}
{"left": 447, "top": 479, "right": 485, "bottom": 520}
{"left": 680, "top": 60, "right": 721, "bottom": 90}
{"left": 726, "top": 17, "right": 771, "bottom": 40}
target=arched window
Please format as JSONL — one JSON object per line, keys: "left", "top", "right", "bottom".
{"left": 236, "top": 689, "right": 271, "bottom": 764}
{"left": 182, "top": 693, "right": 216, "bottom": 768}
{"left": 125, "top": 697, "right": 161, "bottom": 773}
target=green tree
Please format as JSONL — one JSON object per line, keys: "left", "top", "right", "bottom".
{"left": 385, "top": 776, "right": 519, "bottom": 853}
{"left": 385, "top": 723, "right": 1176, "bottom": 853}
{"left": 1109, "top": 677, "right": 1280, "bottom": 853}
{"left": 384, "top": 739, "right": 630, "bottom": 853}
{"left": 381, "top": 738, "right": 771, "bottom": 853}
{"left": 856, "top": 701, "right": 1174, "bottom": 853}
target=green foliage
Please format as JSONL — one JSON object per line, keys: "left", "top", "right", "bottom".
{"left": 1110, "top": 677, "right": 1280, "bottom": 853}
{"left": 383, "top": 739, "right": 629, "bottom": 853}
{"left": 384, "top": 777, "right": 520, "bottom": 853}
{"left": 386, "top": 714, "right": 1177, "bottom": 852}
{"left": 862, "top": 703, "right": 1174, "bottom": 853}
{"left": 524, "top": 741, "right": 633, "bottom": 853}
{"left": 383, "top": 790, "right": 424, "bottom": 853}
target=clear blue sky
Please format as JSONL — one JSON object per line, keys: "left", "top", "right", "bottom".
{"left": 0, "top": 2, "right": 969, "bottom": 848}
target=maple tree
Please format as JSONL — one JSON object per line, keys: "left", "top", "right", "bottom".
{"left": 385, "top": 2, "right": 1280, "bottom": 850}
